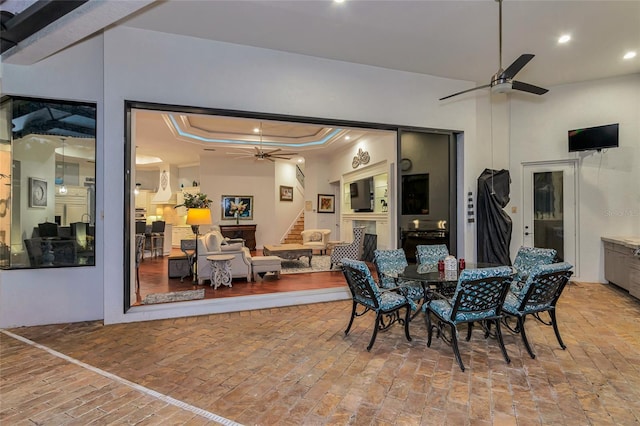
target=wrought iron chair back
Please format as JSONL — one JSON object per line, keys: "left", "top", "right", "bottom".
{"left": 449, "top": 270, "right": 513, "bottom": 321}
{"left": 502, "top": 262, "right": 573, "bottom": 359}
{"left": 416, "top": 244, "right": 449, "bottom": 266}
{"left": 342, "top": 258, "right": 381, "bottom": 311}
{"left": 341, "top": 258, "right": 412, "bottom": 351}
{"left": 424, "top": 266, "right": 515, "bottom": 371}
{"left": 373, "top": 248, "right": 409, "bottom": 289}
{"left": 374, "top": 248, "right": 425, "bottom": 313}
{"left": 512, "top": 246, "right": 557, "bottom": 281}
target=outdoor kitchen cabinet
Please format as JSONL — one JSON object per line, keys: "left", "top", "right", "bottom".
{"left": 602, "top": 236, "right": 640, "bottom": 299}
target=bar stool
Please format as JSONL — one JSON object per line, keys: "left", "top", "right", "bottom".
{"left": 150, "top": 221, "right": 165, "bottom": 257}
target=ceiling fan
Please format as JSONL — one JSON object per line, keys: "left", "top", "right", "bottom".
{"left": 227, "top": 123, "right": 298, "bottom": 162}
{"left": 439, "top": 0, "right": 549, "bottom": 101}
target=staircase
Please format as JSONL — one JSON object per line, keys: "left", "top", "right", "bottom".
{"left": 283, "top": 212, "right": 304, "bottom": 244}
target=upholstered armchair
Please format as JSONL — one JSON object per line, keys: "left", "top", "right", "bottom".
{"left": 197, "top": 230, "right": 252, "bottom": 284}
{"left": 423, "top": 266, "right": 515, "bottom": 371}
{"left": 502, "top": 262, "right": 573, "bottom": 359}
{"left": 330, "top": 226, "right": 366, "bottom": 269}
{"left": 301, "top": 229, "right": 332, "bottom": 254}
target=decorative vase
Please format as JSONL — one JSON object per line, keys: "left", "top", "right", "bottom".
{"left": 235, "top": 213, "right": 239, "bottom": 225}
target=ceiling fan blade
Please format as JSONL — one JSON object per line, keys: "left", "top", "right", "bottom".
{"left": 275, "top": 151, "right": 298, "bottom": 156}
{"left": 265, "top": 148, "right": 282, "bottom": 154}
{"left": 500, "top": 54, "right": 534, "bottom": 79}
{"left": 439, "top": 84, "right": 491, "bottom": 101}
{"left": 270, "top": 156, "right": 293, "bottom": 160}
{"left": 512, "top": 80, "right": 549, "bottom": 95}
{"left": 225, "top": 150, "right": 253, "bottom": 155}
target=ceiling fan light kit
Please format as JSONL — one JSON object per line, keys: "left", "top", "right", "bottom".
{"left": 439, "top": 0, "right": 549, "bottom": 101}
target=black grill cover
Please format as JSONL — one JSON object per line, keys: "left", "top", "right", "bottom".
{"left": 477, "top": 169, "right": 512, "bottom": 265}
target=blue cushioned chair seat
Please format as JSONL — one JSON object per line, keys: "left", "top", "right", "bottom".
{"left": 427, "top": 299, "right": 501, "bottom": 322}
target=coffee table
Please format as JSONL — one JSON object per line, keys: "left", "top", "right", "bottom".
{"left": 263, "top": 244, "right": 313, "bottom": 267}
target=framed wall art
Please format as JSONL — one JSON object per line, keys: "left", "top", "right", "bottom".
{"left": 29, "top": 177, "right": 47, "bottom": 208}
{"left": 317, "top": 194, "right": 335, "bottom": 214}
{"left": 279, "top": 185, "right": 293, "bottom": 202}
{"left": 221, "top": 195, "right": 253, "bottom": 220}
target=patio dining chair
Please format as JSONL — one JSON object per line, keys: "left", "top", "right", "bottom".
{"left": 374, "top": 249, "right": 425, "bottom": 312}
{"left": 423, "top": 266, "right": 515, "bottom": 371}
{"left": 512, "top": 246, "right": 557, "bottom": 291}
{"left": 501, "top": 262, "right": 573, "bottom": 359}
{"left": 416, "top": 244, "right": 449, "bottom": 267}
{"left": 341, "top": 258, "right": 413, "bottom": 351}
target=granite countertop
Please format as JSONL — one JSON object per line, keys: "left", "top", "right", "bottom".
{"left": 601, "top": 236, "right": 640, "bottom": 249}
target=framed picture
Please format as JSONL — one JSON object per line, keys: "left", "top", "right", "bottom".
{"left": 317, "top": 194, "right": 335, "bottom": 213}
{"left": 279, "top": 185, "right": 293, "bottom": 202}
{"left": 221, "top": 195, "right": 253, "bottom": 220}
{"left": 29, "top": 177, "right": 47, "bottom": 208}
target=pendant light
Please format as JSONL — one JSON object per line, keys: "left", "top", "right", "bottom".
{"left": 59, "top": 137, "right": 68, "bottom": 194}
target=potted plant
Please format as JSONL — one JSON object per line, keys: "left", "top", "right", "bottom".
{"left": 175, "top": 192, "right": 213, "bottom": 234}
{"left": 175, "top": 192, "right": 212, "bottom": 209}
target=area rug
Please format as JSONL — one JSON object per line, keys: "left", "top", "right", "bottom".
{"left": 280, "top": 255, "right": 337, "bottom": 275}
{"left": 141, "top": 289, "right": 205, "bottom": 305}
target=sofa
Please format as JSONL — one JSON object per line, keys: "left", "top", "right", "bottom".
{"left": 301, "top": 229, "right": 332, "bottom": 254}
{"left": 197, "top": 229, "right": 252, "bottom": 284}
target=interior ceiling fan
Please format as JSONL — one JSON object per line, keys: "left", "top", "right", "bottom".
{"left": 439, "top": 0, "right": 549, "bottom": 101}
{"left": 226, "top": 123, "right": 298, "bottom": 162}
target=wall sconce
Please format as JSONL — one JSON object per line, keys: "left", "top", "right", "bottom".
{"left": 134, "top": 183, "right": 141, "bottom": 195}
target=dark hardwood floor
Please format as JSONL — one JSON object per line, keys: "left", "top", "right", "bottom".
{"left": 135, "top": 248, "right": 347, "bottom": 305}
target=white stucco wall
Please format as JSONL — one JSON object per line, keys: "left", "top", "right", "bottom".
{"left": 0, "top": 35, "right": 105, "bottom": 328}
{"left": 0, "top": 24, "right": 482, "bottom": 327}
{"left": 2, "top": 21, "right": 636, "bottom": 327}
{"left": 101, "top": 27, "right": 478, "bottom": 325}
{"left": 508, "top": 74, "right": 640, "bottom": 282}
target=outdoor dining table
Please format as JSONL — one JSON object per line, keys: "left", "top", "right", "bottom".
{"left": 394, "top": 262, "right": 505, "bottom": 300}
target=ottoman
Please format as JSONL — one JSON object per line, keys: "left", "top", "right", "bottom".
{"left": 251, "top": 256, "right": 282, "bottom": 282}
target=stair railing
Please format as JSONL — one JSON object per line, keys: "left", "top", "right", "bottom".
{"left": 296, "top": 165, "right": 305, "bottom": 188}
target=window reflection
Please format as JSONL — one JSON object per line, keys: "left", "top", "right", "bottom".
{"left": 0, "top": 96, "right": 96, "bottom": 268}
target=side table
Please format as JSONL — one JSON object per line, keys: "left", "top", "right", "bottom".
{"left": 206, "top": 254, "right": 235, "bottom": 289}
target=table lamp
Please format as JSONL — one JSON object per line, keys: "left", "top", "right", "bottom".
{"left": 186, "top": 208, "right": 212, "bottom": 282}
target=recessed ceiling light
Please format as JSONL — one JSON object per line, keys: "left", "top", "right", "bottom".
{"left": 345, "top": 136, "right": 351, "bottom": 140}
{"left": 623, "top": 51, "right": 637, "bottom": 60}
{"left": 334, "top": 0, "right": 345, "bottom": 3}
{"left": 558, "top": 34, "right": 571, "bottom": 44}
{"left": 253, "top": 127, "right": 260, "bottom": 133}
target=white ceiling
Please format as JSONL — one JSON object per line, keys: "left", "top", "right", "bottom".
{"left": 119, "top": 0, "right": 640, "bottom": 88}
{"left": 4, "top": 0, "right": 639, "bottom": 167}
{"left": 5, "top": 0, "right": 639, "bottom": 87}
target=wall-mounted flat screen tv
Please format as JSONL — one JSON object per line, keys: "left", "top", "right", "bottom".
{"left": 402, "top": 173, "right": 429, "bottom": 215}
{"left": 350, "top": 177, "right": 373, "bottom": 212}
{"left": 568, "top": 123, "right": 619, "bottom": 152}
